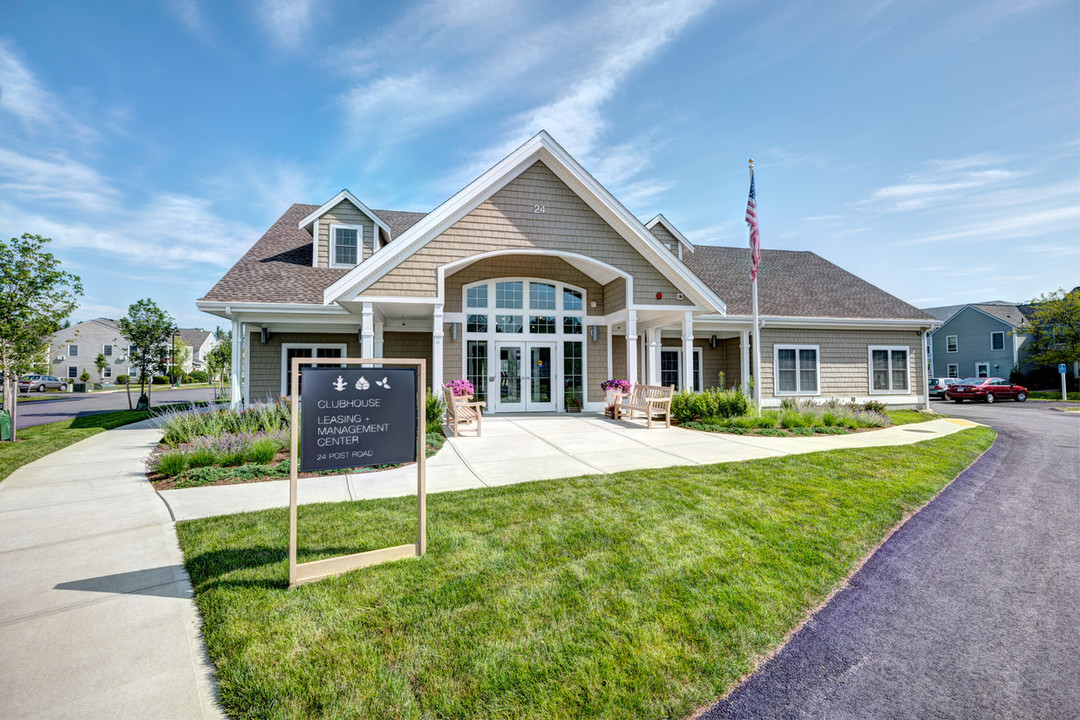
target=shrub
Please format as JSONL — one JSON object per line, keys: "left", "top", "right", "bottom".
{"left": 116, "top": 374, "right": 130, "bottom": 385}
{"left": 152, "top": 375, "right": 171, "bottom": 385}
{"left": 425, "top": 389, "right": 446, "bottom": 426}
{"left": 245, "top": 437, "right": 280, "bottom": 464}
{"left": 188, "top": 370, "right": 209, "bottom": 383}
{"left": 186, "top": 447, "right": 218, "bottom": 469}
{"left": 670, "top": 389, "right": 697, "bottom": 424}
{"left": 779, "top": 397, "right": 800, "bottom": 411}
{"left": 715, "top": 389, "right": 749, "bottom": 418}
{"left": 154, "top": 452, "right": 187, "bottom": 477}
{"left": 755, "top": 411, "right": 780, "bottom": 428}
{"left": 79, "top": 371, "right": 90, "bottom": 383}
{"left": 863, "top": 400, "right": 887, "bottom": 415}
{"left": 821, "top": 411, "right": 840, "bottom": 427}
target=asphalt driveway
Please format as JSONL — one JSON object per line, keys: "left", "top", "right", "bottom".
{"left": 702, "top": 400, "right": 1079, "bottom": 720}
{"left": 7, "top": 387, "right": 220, "bottom": 429}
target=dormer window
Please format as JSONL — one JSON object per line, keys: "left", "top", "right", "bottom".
{"left": 331, "top": 225, "right": 361, "bottom": 267}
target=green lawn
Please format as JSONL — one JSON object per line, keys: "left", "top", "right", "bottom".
{"left": 0, "top": 409, "right": 152, "bottom": 482}
{"left": 885, "top": 408, "right": 940, "bottom": 425}
{"left": 178, "top": 426, "right": 994, "bottom": 720}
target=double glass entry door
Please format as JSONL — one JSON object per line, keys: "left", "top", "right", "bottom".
{"left": 496, "top": 342, "right": 556, "bottom": 412}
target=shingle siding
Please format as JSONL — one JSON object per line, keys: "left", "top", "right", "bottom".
{"left": 382, "top": 332, "right": 433, "bottom": 389}
{"left": 367, "top": 162, "right": 691, "bottom": 306}
{"left": 247, "top": 332, "right": 361, "bottom": 399}
{"left": 317, "top": 201, "right": 376, "bottom": 268}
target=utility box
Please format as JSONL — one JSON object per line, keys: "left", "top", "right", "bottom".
{"left": 73, "top": 382, "right": 87, "bottom": 393}
{"left": 0, "top": 410, "right": 11, "bottom": 442}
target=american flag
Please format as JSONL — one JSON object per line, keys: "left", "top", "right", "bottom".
{"left": 746, "top": 168, "right": 761, "bottom": 281}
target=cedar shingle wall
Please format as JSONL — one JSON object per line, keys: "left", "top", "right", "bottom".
{"left": 647, "top": 223, "right": 680, "bottom": 257}
{"left": 382, "top": 332, "right": 433, "bottom": 389}
{"left": 586, "top": 327, "right": 606, "bottom": 403}
{"left": 611, "top": 335, "right": 627, "bottom": 380}
{"left": 317, "top": 201, "right": 376, "bottom": 267}
{"left": 759, "top": 328, "right": 925, "bottom": 398}
{"left": 367, "top": 162, "right": 689, "bottom": 306}
{"left": 604, "top": 278, "right": 626, "bottom": 312}
{"left": 248, "top": 331, "right": 361, "bottom": 398}
{"left": 444, "top": 256, "right": 605, "bottom": 314}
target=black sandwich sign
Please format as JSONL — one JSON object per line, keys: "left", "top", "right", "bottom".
{"left": 299, "top": 366, "right": 418, "bottom": 472}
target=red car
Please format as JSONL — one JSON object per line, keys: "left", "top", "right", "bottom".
{"left": 945, "top": 377, "right": 1028, "bottom": 403}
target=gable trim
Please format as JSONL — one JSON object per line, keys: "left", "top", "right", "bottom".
{"left": 321, "top": 131, "right": 727, "bottom": 314}
{"left": 301, "top": 190, "right": 391, "bottom": 267}
{"left": 931, "top": 304, "right": 1028, "bottom": 333}
{"left": 645, "top": 214, "right": 694, "bottom": 254}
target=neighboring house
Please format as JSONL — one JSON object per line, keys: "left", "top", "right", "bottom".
{"left": 47, "top": 318, "right": 137, "bottom": 382}
{"left": 923, "top": 303, "right": 1030, "bottom": 380}
{"left": 197, "top": 131, "right": 936, "bottom": 411}
{"left": 177, "top": 328, "right": 218, "bottom": 371}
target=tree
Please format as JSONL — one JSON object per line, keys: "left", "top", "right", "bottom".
{"left": 94, "top": 353, "right": 108, "bottom": 381}
{"left": 205, "top": 329, "right": 232, "bottom": 400}
{"left": 0, "top": 234, "right": 83, "bottom": 441}
{"left": 1022, "top": 288, "right": 1080, "bottom": 370}
{"left": 118, "top": 299, "right": 174, "bottom": 409}
{"left": 168, "top": 339, "right": 192, "bottom": 383}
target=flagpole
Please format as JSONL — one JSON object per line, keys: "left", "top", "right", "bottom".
{"left": 749, "top": 159, "right": 761, "bottom": 413}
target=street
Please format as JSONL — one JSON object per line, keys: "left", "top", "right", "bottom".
{"left": 704, "top": 399, "right": 1079, "bottom": 720}
{"left": 7, "top": 387, "right": 222, "bottom": 429}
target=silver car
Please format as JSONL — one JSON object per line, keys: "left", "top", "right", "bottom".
{"left": 18, "top": 374, "right": 69, "bottom": 392}
{"left": 928, "top": 377, "right": 959, "bottom": 400}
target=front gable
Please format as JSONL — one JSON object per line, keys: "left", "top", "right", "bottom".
{"left": 300, "top": 190, "right": 392, "bottom": 269}
{"left": 364, "top": 161, "right": 690, "bottom": 305}
{"left": 324, "top": 131, "right": 726, "bottom": 313}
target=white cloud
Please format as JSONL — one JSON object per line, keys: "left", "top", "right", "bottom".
{"left": 902, "top": 205, "right": 1080, "bottom": 246}
{"left": 0, "top": 40, "right": 96, "bottom": 142}
{"left": 0, "top": 147, "right": 120, "bottom": 210}
{"left": 255, "top": 0, "right": 324, "bottom": 52}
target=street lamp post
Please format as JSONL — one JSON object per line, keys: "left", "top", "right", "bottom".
{"left": 170, "top": 330, "right": 180, "bottom": 386}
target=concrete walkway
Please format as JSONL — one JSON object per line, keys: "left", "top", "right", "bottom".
{"left": 161, "top": 413, "right": 977, "bottom": 521}
{"left": 0, "top": 420, "right": 223, "bottom": 720}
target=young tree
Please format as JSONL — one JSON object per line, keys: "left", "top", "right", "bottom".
{"left": 0, "top": 234, "right": 83, "bottom": 441}
{"left": 1023, "top": 288, "right": 1080, "bottom": 370}
{"left": 205, "top": 329, "right": 232, "bottom": 400}
{"left": 168, "top": 339, "right": 192, "bottom": 384}
{"left": 118, "top": 299, "right": 174, "bottom": 409}
{"left": 94, "top": 352, "right": 108, "bottom": 382}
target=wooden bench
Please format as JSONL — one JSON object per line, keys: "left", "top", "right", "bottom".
{"left": 443, "top": 387, "right": 485, "bottom": 437}
{"left": 614, "top": 384, "right": 674, "bottom": 429}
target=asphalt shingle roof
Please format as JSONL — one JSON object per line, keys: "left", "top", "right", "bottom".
{"left": 199, "top": 204, "right": 426, "bottom": 304}
{"left": 684, "top": 246, "right": 933, "bottom": 320}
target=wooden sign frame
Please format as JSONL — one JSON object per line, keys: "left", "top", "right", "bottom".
{"left": 288, "top": 357, "right": 426, "bottom": 588}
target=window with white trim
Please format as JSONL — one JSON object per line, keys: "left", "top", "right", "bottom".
{"left": 103, "top": 344, "right": 113, "bottom": 357}
{"left": 990, "top": 331, "right": 1005, "bottom": 351}
{"left": 946, "top": 335, "right": 957, "bottom": 353}
{"left": 102, "top": 365, "right": 112, "bottom": 379}
{"left": 869, "top": 346, "right": 909, "bottom": 393}
{"left": 68, "top": 344, "right": 79, "bottom": 357}
{"left": 330, "top": 225, "right": 362, "bottom": 267}
{"left": 67, "top": 366, "right": 78, "bottom": 379}
{"left": 775, "top": 345, "right": 819, "bottom": 395}
{"left": 660, "top": 348, "right": 703, "bottom": 391}
{"left": 947, "top": 363, "right": 958, "bottom": 378}
{"left": 280, "top": 343, "right": 347, "bottom": 395}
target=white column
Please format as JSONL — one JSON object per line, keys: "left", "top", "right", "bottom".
{"left": 625, "top": 310, "right": 638, "bottom": 384}
{"left": 682, "top": 312, "right": 694, "bottom": 391}
{"left": 740, "top": 329, "right": 750, "bottom": 396}
{"left": 606, "top": 324, "right": 613, "bottom": 380}
{"left": 432, "top": 303, "right": 444, "bottom": 390}
{"left": 229, "top": 318, "right": 242, "bottom": 409}
{"left": 646, "top": 328, "right": 661, "bottom": 386}
{"left": 374, "top": 320, "right": 384, "bottom": 359}
{"left": 360, "top": 302, "right": 375, "bottom": 359}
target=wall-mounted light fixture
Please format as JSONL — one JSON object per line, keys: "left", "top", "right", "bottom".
{"left": 591, "top": 325, "right": 599, "bottom": 342}
{"left": 262, "top": 327, "right": 270, "bottom": 344}
{"left": 709, "top": 335, "right": 717, "bottom": 349}
{"left": 451, "top": 323, "right": 458, "bottom": 341}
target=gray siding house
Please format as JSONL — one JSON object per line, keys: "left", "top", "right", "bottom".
{"left": 924, "top": 304, "right": 1029, "bottom": 380}
{"left": 197, "top": 132, "right": 937, "bottom": 410}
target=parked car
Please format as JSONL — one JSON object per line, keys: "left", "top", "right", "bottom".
{"left": 17, "top": 374, "right": 68, "bottom": 392}
{"left": 928, "top": 377, "right": 960, "bottom": 399}
{"left": 945, "top": 377, "right": 1028, "bottom": 403}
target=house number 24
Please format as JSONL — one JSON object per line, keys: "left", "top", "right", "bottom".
{"left": 533, "top": 204, "right": 545, "bottom": 214}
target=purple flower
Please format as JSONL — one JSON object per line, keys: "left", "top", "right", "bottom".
{"left": 600, "top": 379, "right": 632, "bottom": 392}
{"left": 443, "top": 379, "right": 475, "bottom": 397}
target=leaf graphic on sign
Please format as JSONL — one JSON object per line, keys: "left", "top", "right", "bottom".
{"left": 355, "top": 376, "right": 370, "bottom": 390}
{"left": 376, "top": 376, "right": 390, "bottom": 389}
{"left": 333, "top": 375, "right": 347, "bottom": 391}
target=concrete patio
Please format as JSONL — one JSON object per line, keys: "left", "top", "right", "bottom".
{"left": 159, "top": 413, "right": 979, "bottom": 522}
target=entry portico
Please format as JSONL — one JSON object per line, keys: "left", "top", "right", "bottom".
{"left": 198, "top": 131, "right": 935, "bottom": 411}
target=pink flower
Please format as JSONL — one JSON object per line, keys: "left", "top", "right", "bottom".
{"left": 443, "top": 379, "right": 475, "bottom": 397}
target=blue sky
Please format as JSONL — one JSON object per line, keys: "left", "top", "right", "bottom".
{"left": 1, "top": 0, "right": 1077, "bottom": 329}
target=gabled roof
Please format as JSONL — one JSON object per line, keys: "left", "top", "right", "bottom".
{"left": 177, "top": 328, "right": 212, "bottom": 348}
{"left": 921, "top": 300, "right": 1015, "bottom": 322}
{"left": 298, "top": 189, "right": 392, "bottom": 240}
{"left": 968, "top": 303, "right": 1030, "bottom": 328}
{"left": 322, "top": 131, "right": 727, "bottom": 312}
{"left": 685, "top": 246, "right": 934, "bottom": 320}
{"left": 644, "top": 214, "right": 694, "bottom": 253}
{"left": 199, "top": 204, "right": 426, "bottom": 304}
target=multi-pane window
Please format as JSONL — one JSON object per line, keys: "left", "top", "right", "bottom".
{"left": 530, "top": 282, "right": 556, "bottom": 310}
{"left": 466, "top": 341, "right": 487, "bottom": 401}
{"left": 495, "top": 281, "right": 523, "bottom": 309}
{"left": 467, "top": 285, "right": 487, "bottom": 308}
{"left": 563, "top": 317, "right": 583, "bottom": 335}
{"left": 991, "top": 331, "right": 1005, "bottom": 351}
{"left": 102, "top": 365, "right": 112, "bottom": 378}
{"left": 946, "top": 335, "right": 958, "bottom": 353}
{"left": 563, "top": 289, "right": 583, "bottom": 312}
{"left": 283, "top": 345, "right": 344, "bottom": 394}
{"left": 529, "top": 316, "right": 556, "bottom": 334}
{"left": 103, "top": 344, "right": 113, "bottom": 357}
{"left": 332, "top": 227, "right": 359, "bottom": 265}
{"left": 947, "top": 363, "right": 959, "bottom": 378}
{"left": 660, "top": 350, "right": 680, "bottom": 388}
{"left": 870, "top": 347, "right": 909, "bottom": 392}
{"left": 67, "top": 366, "right": 78, "bottom": 379}
{"left": 775, "top": 346, "right": 819, "bottom": 394}
{"left": 495, "top": 315, "right": 523, "bottom": 333}
{"left": 466, "top": 314, "right": 488, "bottom": 333}
{"left": 68, "top": 344, "right": 79, "bottom": 357}
{"left": 563, "top": 341, "right": 583, "bottom": 400}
